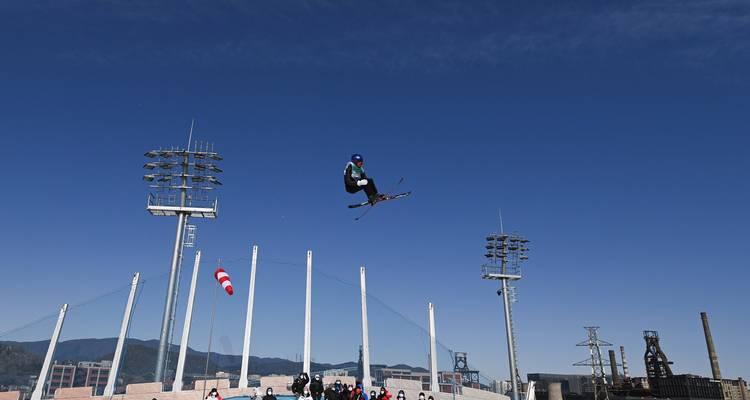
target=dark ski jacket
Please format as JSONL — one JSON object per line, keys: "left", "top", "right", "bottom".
{"left": 292, "top": 373, "right": 310, "bottom": 395}
{"left": 344, "top": 162, "right": 368, "bottom": 189}
{"left": 324, "top": 387, "right": 340, "bottom": 400}
{"left": 310, "top": 378, "right": 324, "bottom": 399}
{"left": 262, "top": 395, "right": 277, "bottom": 400}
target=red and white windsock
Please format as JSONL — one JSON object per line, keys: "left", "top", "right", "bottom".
{"left": 214, "top": 267, "right": 234, "bottom": 296}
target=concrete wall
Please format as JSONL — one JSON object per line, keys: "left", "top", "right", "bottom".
{"left": 385, "top": 379, "right": 423, "bottom": 391}
{"left": 193, "top": 380, "right": 231, "bottom": 392}
{"left": 45, "top": 376, "right": 508, "bottom": 400}
{"left": 260, "top": 376, "right": 293, "bottom": 395}
{"left": 461, "top": 387, "right": 505, "bottom": 400}
{"left": 379, "top": 382, "right": 508, "bottom": 400}
{"left": 55, "top": 388, "right": 93, "bottom": 399}
{"left": 126, "top": 383, "right": 163, "bottom": 395}
{"left": 0, "top": 391, "right": 21, "bottom": 400}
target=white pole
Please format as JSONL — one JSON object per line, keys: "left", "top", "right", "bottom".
{"left": 303, "top": 250, "right": 312, "bottom": 375}
{"left": 239, "top": 245, "right": 259, "bottom": 388}
{"left": 173, "top": 250, "right": 202, "bottom": 392}
{"left": 104, "top": 273, "right": 141, "bottom": 397}
{"left": 428, "top": 303, "right": 439, "bottom": 393}
{"left": 359, "top": 266, "right": 372, "bottom": 387}
{"left": 31, "top": 304, "right": 68, "bottom": 400}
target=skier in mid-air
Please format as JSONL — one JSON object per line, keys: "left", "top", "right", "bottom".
{"left": 344, "top": 153, "right": 412, "bottom": 215}
{"left": 344, "top": 154, "right": 384, "bottom": 204}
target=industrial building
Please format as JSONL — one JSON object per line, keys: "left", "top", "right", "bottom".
{"left": 640, "top": 313, "right": 749, "bottom": 400}
{"left": 720, "top": 379, "right": 749, "bottom": 400}
{"left": 491, "top": 380, "right": 511, "bottom": 395}
{"left": 526, "top": 374, "right": 590, "bottom": 396}
{"left": 374, "top": 367, "right": 431, "bottom": 390}
{"left": 652, "top": 375, "right": 723, "bottom": 400}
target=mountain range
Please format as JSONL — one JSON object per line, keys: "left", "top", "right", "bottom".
{"left": 0, "top": 338, "right": 422, "bottom": 387}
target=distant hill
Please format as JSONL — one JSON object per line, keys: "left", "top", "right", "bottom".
{"left": 0, "top": 343, "right": 43, "bottom": 386}
{"left": 0, "top": 338, "right": 417, "bottom": 386}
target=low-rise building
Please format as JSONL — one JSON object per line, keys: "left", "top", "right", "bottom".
{"left": 720, "top": 378, "right": 748, "bottom": 400}
{"left": 75, "top": 361, "right": 111, "bottom": 396}
{"left": 652, "top": 375, "right": 723, "bottom": 400}
{"left": 46, "top": 362, "right": 76, "bottom": 397}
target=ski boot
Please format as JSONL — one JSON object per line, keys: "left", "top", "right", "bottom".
{"left": 369, "top": 193, "right": 387, "bottom": 205}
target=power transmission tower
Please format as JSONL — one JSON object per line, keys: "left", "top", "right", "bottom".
{"left": 574, "top": 327, "right": 612, "bottom": 400}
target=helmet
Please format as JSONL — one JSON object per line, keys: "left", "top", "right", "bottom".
{"left": 351, "top": 154, "right": 363, "bottom": 164}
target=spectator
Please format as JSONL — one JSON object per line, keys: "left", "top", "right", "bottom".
{"left": 293, "top": 373, "right": 311, "bottom": 396}
{"left": 263, "top": 388, "right": 277, "bottom": 400}
{"left": 206, "top": 388, "right": 223, "bottom": 400}
{"left": 396, "top": 391, "right": 406, "bottom": 400}
{"left": 377, "top": 387, "right": 392, "bottom": 400}
{"left": 325, "top": 382, "right": 340, "bottom": 400}
{"left": 351, "top": 385, "right": 367, "bottom": 400}
{"left": 345, "top": 385, "right": 354, "bottom": 400}
{"left": 310, "top": 374, "right": 324, "bottom": 400}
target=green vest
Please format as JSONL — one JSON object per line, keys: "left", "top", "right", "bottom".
{"left": 345, "top": 162, "right": 364, "bottom": 179}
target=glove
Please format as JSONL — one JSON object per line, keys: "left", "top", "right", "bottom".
{"left": 357, "top": 179, "right": 368, "bottom": 187}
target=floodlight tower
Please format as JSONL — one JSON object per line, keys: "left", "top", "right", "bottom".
{"left": 481, "top": 232, "right": 529, "bottom": 400}
{"left": 143, "top": 133, "right": 223, "bottom": 383}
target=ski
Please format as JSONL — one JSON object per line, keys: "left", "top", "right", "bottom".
{"left": 348, "top": 191, "right": 412, "bottom": 209}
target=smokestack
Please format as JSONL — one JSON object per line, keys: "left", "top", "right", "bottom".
{"left": 620, "top": 346, "right": 630, "bottom": 379}
{"left": 609, "top": 350, "right": 620, "bottom": 386}
{"left": 700, "top": 312, "right": 722, "bottom": 380}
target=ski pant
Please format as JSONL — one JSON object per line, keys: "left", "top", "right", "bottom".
{"left": 345, "top": 178, "right": 378, "bottom": 198}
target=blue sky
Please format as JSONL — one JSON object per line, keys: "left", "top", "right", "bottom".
{"left": 0, "top": 0, "right": 748, "bottom": 382}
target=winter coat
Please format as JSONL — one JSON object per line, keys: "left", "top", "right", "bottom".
{"left": 377, "top": 390, "right": 392, "bottom": 400}
{"left": 292, "top": 373, "right": 310, "bottom": 395}
{"left": 324, "top": 387, "right": 340, "bottom": 400}
{"left": 310, "top": 379, "right": 324, "bottom": 398}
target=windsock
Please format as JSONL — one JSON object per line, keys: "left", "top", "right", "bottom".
{"left": 214, "top": 267, "right": 234, "bottom": 295}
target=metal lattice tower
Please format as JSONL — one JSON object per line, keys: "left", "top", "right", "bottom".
{"left": 162, "top": 222, "right": 198, "bottom": 381}
{"left": 481, "top": 232, "right": 529, "bottom": 400}
{"left": 506, "top": 288, "right": 521, "bottom": 386}
{"left": 454, "top": 352, "right": 480, "bottom": 386}
{"left": 143, "top": 125, "right": 223, "bottom": 383}
{"left": 574, "top": 327, "right": 612, "bottom": 400}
